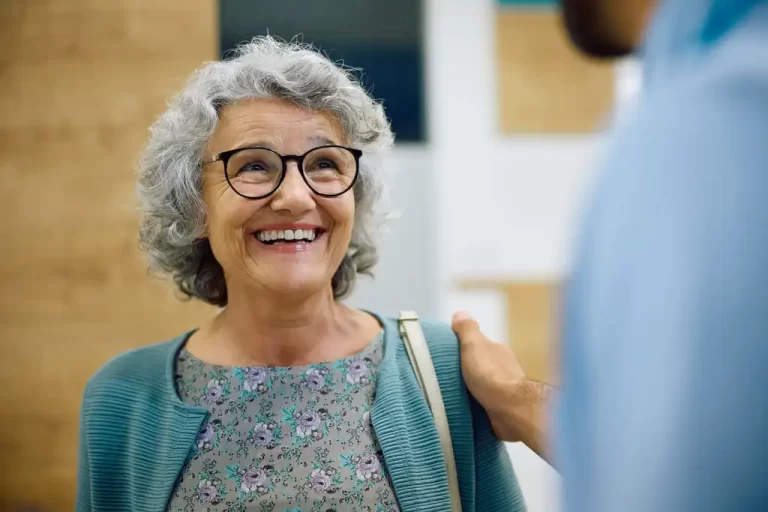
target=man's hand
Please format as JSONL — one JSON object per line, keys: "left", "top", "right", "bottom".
{"left": 453, "top": 311, "right": 553, "bottom": 463}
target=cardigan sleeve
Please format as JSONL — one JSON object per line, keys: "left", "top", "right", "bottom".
{"left": 470, "top": 394, "right": 528, "bottom": 511}
{"left": 75, "top": 383, "right": 92, "bottom": 512}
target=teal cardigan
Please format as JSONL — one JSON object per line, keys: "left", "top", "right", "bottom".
{"left": 76, "top": 315, "right": 526, "bottom": 511}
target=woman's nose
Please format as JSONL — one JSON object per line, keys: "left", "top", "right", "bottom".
{"left": 269, "top": 162, "right": 315, "bottom": 213}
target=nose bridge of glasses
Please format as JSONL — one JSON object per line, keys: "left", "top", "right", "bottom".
{"left": 278, "top": 156, "right": 313, "bottom": 195}
{"left": 282, "top": 154, "right": 303, "bottom": 174}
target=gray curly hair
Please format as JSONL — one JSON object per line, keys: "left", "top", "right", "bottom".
{"left": 137, "top": 36, "right": 394, "bottom": 307}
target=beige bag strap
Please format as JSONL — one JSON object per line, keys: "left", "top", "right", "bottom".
{"left": 398, "top": 311, "right": 463, "bottom": 512}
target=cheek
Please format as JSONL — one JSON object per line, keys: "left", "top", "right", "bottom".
{"left": 327, "top": 195, "right": 355, "bottom": 232}
{"left": 204, "top": 190, "right": 263, "bottom": 238}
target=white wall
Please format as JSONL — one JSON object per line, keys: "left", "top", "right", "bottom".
{"left": 350, "top": 0, "right": 644, "bottom": 508}
{"left": 424, "top": 2, "right": 590, "bottom": 510}
{"left": 348, "top": 146, "right": 437, "bottom": 318}
{"left": 424, "top": 1, "right": 643, "bottom": 511}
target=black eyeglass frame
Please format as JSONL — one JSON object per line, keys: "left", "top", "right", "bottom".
{"left": 202, "top": 144, "right": 363, "bottom": 200}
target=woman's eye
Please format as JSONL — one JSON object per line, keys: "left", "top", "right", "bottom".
{"left": 314, "top": 160, "right": 338, "bottom": 170}
{"left": 240, "top": 162, "right": 267, "bottom": 173}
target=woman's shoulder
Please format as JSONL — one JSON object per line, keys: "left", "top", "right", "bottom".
{"left": 416, "top": 318, "right": 463, "bottom": 383}
{"left": 83, "top": 331, "right": 191, "bottom": 401}
{"left": 383, "top": 314, "right": 463, "bottom": 382}
{"left": 393, "top": 316, "right": 460, "bottom": 361}
{"left": 418, "top": 319, "right": 459, "bottom": 351}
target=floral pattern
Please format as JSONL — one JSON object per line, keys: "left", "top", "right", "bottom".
{"left": 167, "top": 332, "right": 399, "bottom": 512}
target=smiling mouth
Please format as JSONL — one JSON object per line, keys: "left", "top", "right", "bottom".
{"left": 254, "top": 228, "right": 324, "bottom": 245}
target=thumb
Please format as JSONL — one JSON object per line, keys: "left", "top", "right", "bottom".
{"left": 451, "top": 311, "right": 482, "bottom": 345}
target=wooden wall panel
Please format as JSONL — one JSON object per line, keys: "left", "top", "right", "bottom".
{"left": 460, "top": 279, "right": 561, "bottom": 385}
{"left": 0, "top": 1, "right": 217, "bottom": 510}
{"left": 496, "top": 9, "right": 615, "bottom": 133}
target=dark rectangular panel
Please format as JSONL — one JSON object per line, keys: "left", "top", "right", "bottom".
{"left": 219, "top": 0, "right": 426, "bottom": 142}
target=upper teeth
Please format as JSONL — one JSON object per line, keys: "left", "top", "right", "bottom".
{"left": 257, "top": 229, "right": 318, "bottom": 242}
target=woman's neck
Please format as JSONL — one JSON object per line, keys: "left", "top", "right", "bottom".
{"left": 188, "top": 285, "right": 379, "bottom": 367}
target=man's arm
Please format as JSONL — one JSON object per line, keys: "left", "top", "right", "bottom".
{"left": 453, "top": 312, "right": 554, "bottom": 464}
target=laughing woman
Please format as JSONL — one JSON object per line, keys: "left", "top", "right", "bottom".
{"left": 75, "top": 37, "right": 525, "bottom": 512}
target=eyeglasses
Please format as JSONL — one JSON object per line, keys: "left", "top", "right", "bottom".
{"left": 202, "top": 145, "right": 363, "bottom": 199}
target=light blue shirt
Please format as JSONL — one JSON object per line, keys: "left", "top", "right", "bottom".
{"left": 556, "top": 0, "right": 768, "bottom": 510}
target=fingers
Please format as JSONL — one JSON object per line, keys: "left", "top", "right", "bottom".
{"left": 451, "top": 311, "right": 482, "bottom": 345}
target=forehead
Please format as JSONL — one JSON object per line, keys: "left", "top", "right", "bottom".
{"left": 209, "top": 97, "right": 345, "bottom": 153}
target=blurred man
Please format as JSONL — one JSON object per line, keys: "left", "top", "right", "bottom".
{"left": 454, "top": 0, "right": 768, "bottom": 510}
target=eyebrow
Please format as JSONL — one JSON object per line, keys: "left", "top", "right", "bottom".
{"left": 306, "top": 135, "right": 339, "bottom": 146}
{"left": 231, "top": 140, "right": 273, "bottom": 151}
{"left": 229, "top": 135, "right": 340, "bottom": 153}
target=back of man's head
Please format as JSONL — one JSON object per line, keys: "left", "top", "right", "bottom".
{"left": 559, "top": 0, "right": 657, "bottom": 58}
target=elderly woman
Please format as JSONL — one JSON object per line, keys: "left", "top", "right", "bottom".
{"left": 76, "top": 37, "right": 525, "bottom": 512}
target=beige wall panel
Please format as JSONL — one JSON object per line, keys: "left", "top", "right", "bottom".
{"left": 0, "top": 1, "right": 217, "bottom": 510}
{"left": 496, "top": 9, "right": 615, "bottom": 133}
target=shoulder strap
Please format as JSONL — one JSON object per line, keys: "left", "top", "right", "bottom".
{"left": 398, "top": 311, "right": 463, "bottom": 512}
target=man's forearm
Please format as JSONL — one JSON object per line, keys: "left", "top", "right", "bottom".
{"left": 513, "top": 379, "right": 553, "bottom": 463}
{"left": 490, "top": 378, "right": 554, "bottom": 464}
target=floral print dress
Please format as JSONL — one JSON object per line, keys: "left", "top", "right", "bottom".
{"left": 167, "top": 332, "right": 401, "bottom": 512}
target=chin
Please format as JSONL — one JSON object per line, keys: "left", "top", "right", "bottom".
{"left": 263, "top": 277, "right": 331, "bottom": 299}
{"left": 247, "top": 262, "right": 333, "bottom": 298}
{"left": 570, "top": 35, "right": 635, "bottom": 59}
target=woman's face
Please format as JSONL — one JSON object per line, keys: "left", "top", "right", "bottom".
{"left": 202, "top": 97, "right": 355, "bottom": 300}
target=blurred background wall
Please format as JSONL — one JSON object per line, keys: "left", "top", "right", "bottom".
{"left": 1, "top": 2, "right": 219, "bottom": 510}
{"left": 1, "top": 0, "right": 641, "bottom": 510}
